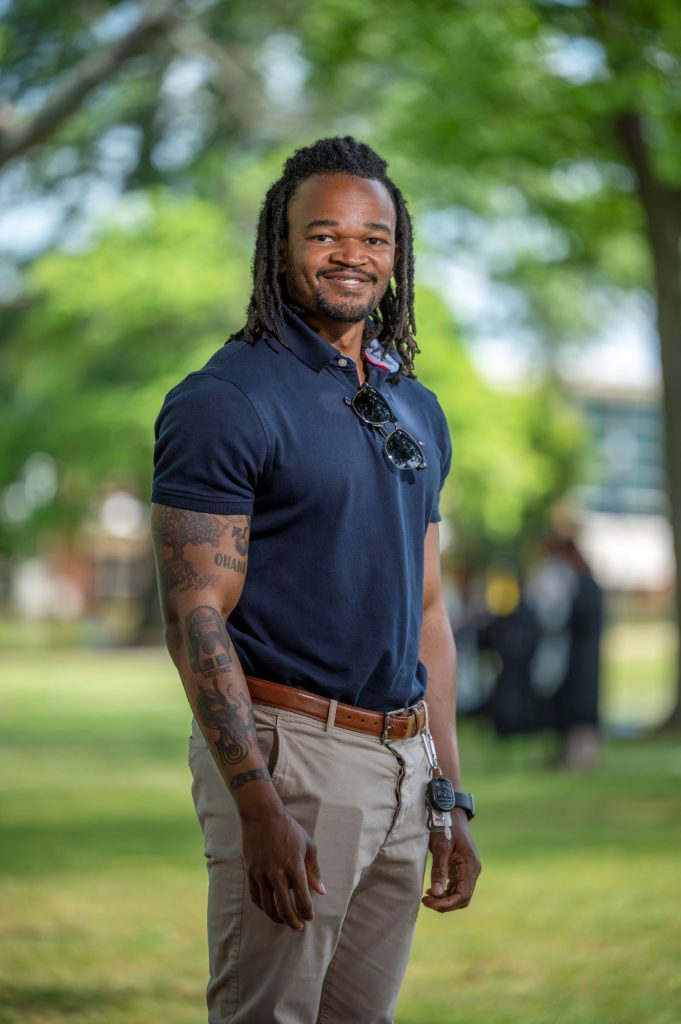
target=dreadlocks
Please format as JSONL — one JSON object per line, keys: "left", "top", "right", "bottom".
{"left": 233, "top": 136, "right": 419, "bottom": 378}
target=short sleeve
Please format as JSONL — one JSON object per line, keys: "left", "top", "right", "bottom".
{"left": 429, "top": 404, "right": 453, "bottom": 524}
{"left": 151, "top": 373, "right": 269, "bottom": 514}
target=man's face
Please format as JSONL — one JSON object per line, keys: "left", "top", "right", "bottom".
{"left": 279, "top": 173, "right": 399, "bottom": 326}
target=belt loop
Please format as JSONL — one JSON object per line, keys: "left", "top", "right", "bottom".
{"left": 325, "top": 699, "right": 338, "bottom": 733}
{"left": 381, "top": 711, "right": 392, "bottom": 745}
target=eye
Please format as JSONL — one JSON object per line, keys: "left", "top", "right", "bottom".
{"left": 366, "top": 237, "right": 388, "bottom": 247}
{"left": 310, "top": 234, "right": 333, "bottom": 242}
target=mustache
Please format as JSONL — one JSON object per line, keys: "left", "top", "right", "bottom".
{"left": 317, "top": 269, "right": 378, "bottom": 283}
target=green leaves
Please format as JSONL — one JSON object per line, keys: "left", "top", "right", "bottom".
{"left": 3, "top": 0, "right": 675, "bottom": 563}
{"left": 0, "top": 192, "right": 250, "bottom": 552}
{"left": 415, "top": 287, "right": 585, "bottom": 559}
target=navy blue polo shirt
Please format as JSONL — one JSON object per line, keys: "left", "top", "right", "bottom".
{"left": 152, "top": 307, "right": 452, "bottom": 712}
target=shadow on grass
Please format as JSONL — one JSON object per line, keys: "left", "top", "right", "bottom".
{"left": 0, "top": 982, "right": 137, "bottom": 1014}
{"left": 0, "top": 729, "right": 186, "bottom": 763}
{"left": 0, "top": 815, "right": 202, "bottom": 876}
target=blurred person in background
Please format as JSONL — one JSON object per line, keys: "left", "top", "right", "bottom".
{"left": 478, "top": 567, "right": 542, "bottom": 739}
{"left": 526, "top": 534, "right": 604, "bottom": 770}
{"left": 150, "top": 137, "right": 480, "bottom": 1024}
{"left": 456, "top": 539, "right": 602, "bottom": 772}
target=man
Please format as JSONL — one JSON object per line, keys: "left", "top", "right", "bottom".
{"left": 151, "top": 136, "right": 480, "bottom": 1024}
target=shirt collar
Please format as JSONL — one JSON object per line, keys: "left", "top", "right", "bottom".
{"left": 363, "top": 337, "right": 403, "bottom": 378}
{"left": 280, "top": 305, "right": 403, "bottom": 380}
{"left": 280, "top": 305, "right": 342, "bottom": 372}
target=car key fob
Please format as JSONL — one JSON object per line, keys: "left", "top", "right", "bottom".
{"left": 426, "top": 776, "right": 456, "bottom": 812}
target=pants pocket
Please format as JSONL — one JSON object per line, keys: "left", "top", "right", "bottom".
{"left": 253, "top": 705, "right": 286, "bottom": 785}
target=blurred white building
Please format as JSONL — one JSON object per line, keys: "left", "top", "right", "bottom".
{"left": 465, "top": 286, "right": 673, "bottom": 594}
{"left": 569, "top": 383, "right": 673, "bottom": 594}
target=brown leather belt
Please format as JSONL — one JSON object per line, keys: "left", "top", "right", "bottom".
{"left": 245, "top": 675, "right": 427, "bottom": 743}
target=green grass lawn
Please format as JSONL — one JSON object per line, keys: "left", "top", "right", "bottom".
{"left": 1, "top": 646, "right": 680, "bottom": 1024}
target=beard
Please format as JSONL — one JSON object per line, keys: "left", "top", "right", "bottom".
{"left": 312, "top": 274, "right": 385, "bottom": 323}
{"left": 313, "top": 289, "right": 377, "bottom": 323}
{"left": 282, "top": 265, "right": 388, "bottom": 324}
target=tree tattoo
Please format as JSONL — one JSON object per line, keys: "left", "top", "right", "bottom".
{"left": 152, "top": 507, "right": 250, "bottom": 592}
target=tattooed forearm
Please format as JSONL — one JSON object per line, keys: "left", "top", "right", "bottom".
{"left": 229, "top": 767, "right": 270, "bottom": 792}
{"left": 185, "top": 604, "right": 256, "bottom": 767}
{"left": 151, "top": 506, "right": 250, "bottom": 593}
{"left": 195, "top": 678, "right": 257, "bottom": 766}
{"left": 186, "top": 605, "right": 233, "bottom": 675}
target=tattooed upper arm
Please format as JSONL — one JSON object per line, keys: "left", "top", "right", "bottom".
{"left": 151, "top": 505, "right": 250, "bottom": 620}
{"left": 152, "top": 506, "right": 258, "bottom": 770}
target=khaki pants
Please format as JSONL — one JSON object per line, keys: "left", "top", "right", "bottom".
{"left": 189, "top": 703, "right": 431, "bottom": 1024}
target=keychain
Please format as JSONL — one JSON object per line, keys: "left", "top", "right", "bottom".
{"left": 421, "top": 706, "right": 456, "bottom": 842}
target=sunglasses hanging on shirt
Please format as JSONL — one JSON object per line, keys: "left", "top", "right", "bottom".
{"left": 344, "top": 384, "right": 428, "bottom": 472}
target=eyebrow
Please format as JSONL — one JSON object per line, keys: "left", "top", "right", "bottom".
{"left": 304, "top": 218, "right": 393, "bottom": 234}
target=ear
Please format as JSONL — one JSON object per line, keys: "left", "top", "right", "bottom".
{"left": 277, "top": 239, "right": 288, "bottom": 274}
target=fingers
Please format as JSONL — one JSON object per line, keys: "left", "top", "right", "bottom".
{"left": 243, "top": 818, "right": 324, "bottom": 930}
{"left": 250, "top": 872, "right": 304, "bottom": 930}
{"left": 305, "top": 841, "right": 327, "bottom": 897}
{"left": 249, "top": 873, "right": 284, "bottom": 925}
{"left": 286, "top": 838, "right": 326, "bottom": 925}
{"left": 423, "top": 834, "right": 481, "bottom": 914}
{"left": 260, "top": 884, "right": 284, "bottom": 925}
{"left": 421, "top": 888, "right": 473, "bottom": 912}
{"left": 247, "top": 875, "right": 262, "bottom": 912}
{"left": 429, "top": 837, "right": 449, "bottom": 898}
{"left": 422, "top": 861, "right": 479, "bottom": 911}
{"left": 290, "top": 873, "right": 314, "bottom": 924}
{"left": 252, "top": 865, "right": 313, "bottom": 932}
{"left": 273, "top": 878, "right": 305, "bottom": 931}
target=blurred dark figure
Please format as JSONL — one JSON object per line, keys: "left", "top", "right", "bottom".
{"left": 476, "top": 570, "right": 542, "bottom": 737}
{"left": 454, "top": 541, "right": 603, "bottom": 770}
{"left": 526, "top": 535, "right": 604, "bottom": 770}
{"left": 449, "top": 563, "right": 543, "bottom": 734}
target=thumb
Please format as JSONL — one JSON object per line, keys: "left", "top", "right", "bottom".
{"left": 305, "top": 842, "right": 326, "bottom": 896}
{"left": 429, "top": 841, "right": 448, "bottom": 897}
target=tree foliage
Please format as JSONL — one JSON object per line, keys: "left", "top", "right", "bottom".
{"left": 0, "top": 188, "right": 583, "bottom": 558}
{"left": 0, "top": 192, "right": 248, "bottom": 552}
{"left": 1, "top": 3, "right": 678, "bottom": 641}
{"left": 415, "top": 288, "right": 584, "bottom": 559}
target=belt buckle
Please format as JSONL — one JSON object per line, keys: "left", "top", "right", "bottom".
{"left": 381, "top": 706, "right": 406, "bottom": 745}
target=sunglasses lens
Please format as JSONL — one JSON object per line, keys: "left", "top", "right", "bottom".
{"left": 353, "top": 388, "right": 392, "bottom": 425}
{"left": 385, "top": 429, "right": 424, "bottom": 470}
{"left": 348, "top": 386, "right": 427, "bottom": 471}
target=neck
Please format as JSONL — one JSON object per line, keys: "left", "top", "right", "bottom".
{"left": 298, "top": 311, "right": 366, "bottom": 363}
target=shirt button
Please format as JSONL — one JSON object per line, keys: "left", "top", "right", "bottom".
{"left": 337, "top": 357, "right": 348, "bottom": 367}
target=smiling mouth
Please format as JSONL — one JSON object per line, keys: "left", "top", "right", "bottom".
{"left": 320, "top": 273, "right": 375, "bottom": 290}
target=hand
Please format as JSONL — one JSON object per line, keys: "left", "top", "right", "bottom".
{"left": 241, "top": 809, "right": 326, "bottom": 931}
{"left": 422, "top": 811, "right": 481, "bottom": 913}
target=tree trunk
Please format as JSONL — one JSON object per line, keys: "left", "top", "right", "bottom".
{"left": 0, "top": 2, "right": 182, "bottom": 169}
{"left": 617, "top": 113, "right": 681, "bottom": 726}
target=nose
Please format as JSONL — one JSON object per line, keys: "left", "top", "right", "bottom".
{"left": 329, "top": 239, "right": 367, "bottom": 266}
